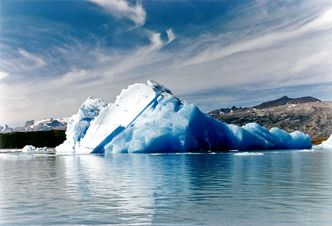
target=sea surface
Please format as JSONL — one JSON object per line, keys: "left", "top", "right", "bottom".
{"left": 0, "top": 149, "right": 332, "bottom": 225}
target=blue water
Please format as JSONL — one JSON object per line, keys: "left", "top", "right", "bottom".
{"left": 0, "top": 149, "right": 332, "bottom": 225}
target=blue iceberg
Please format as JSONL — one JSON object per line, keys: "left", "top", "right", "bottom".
{"left": 56, "top": 81, "right": 311, "bottom": 154}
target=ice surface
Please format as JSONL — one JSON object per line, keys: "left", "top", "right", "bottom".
{"left": 22, "top": 145, "right": 47, "bottom": 153}
{"left": 57, "top": 81, "right": 312, "bottom": 154}
{"left": 234, "top": 152, "right": 264, "bottom": 156}
{"left": 77, "top": 82, "right": 160, "bottom": 154}
{"left": 56, "top": 97, "right": 106, "bottom": 153}
{"left": 318, "top": 134, "right": 332, "bottom": 149}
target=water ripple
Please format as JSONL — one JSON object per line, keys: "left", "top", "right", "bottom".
{"left": 0, "top": 149, "right": 332, "bottom": 225}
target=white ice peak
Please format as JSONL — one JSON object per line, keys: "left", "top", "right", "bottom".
{"left": 77, "top": 81, "right": 163, "bottom": 153}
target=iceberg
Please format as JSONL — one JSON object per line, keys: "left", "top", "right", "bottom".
{"left": 56, "top": 97, "right": 107, "bottom": 153}
{"left": 56, "top": 81, "right": 312, "bottom": 154}
{"left": 318, "top": 135, "right": 332, "bottom": 149}
{"left": 22, "top": 145, "right": 48, "bottom": 153}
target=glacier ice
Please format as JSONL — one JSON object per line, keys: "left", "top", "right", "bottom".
{"left": 56, "top": 81, "right": 312, "bottom": 154}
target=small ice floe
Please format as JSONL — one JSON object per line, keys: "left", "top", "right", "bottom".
{"left": 317, "top": 135, "right": 332, "bottom": 149}
{"left": 0, "top": 149, "right": 21, "bottom": 153}
{"left": 22, "top": 145, "right": 48, "bottom": 153}
{"left": 297, "top": 149, "right": 316, "bottom": 153}
{"left": 234, "top": 152, "right": 264, "bottom": 156}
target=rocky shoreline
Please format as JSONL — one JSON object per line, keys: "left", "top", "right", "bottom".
{"left": 210, "top": 97, "right": 332, "bottom": 143}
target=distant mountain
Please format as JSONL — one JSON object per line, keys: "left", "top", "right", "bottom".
{"left": 0, "top": 125, "right": 14, "bottom": 133}
{"left": 22, "top": 118, "right": 67, "bottom": 131}
{"left": 253, "top": 96, "right": 321, "bottom": 109}
{"left": 0, "top": 118, "right": 68, "bottom": 133}
{"left": 209, "top": 96, "right": 331, "bottom": 143}
{"left": 209, "top": 106, "right": 248, "bottom": 115}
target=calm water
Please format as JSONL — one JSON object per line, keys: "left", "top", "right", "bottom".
{"left": 0, "top": 149, "right": 332, "bottom": 225}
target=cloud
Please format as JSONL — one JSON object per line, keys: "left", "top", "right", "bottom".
{"left": 88, "top": 0, "right": 146, "bottom": 26}
{"left": 166, "top": 29, "right": 175, "bottom": 43}
{"left": 18, "top": 48, "right": 46, "bottom": 67}
{"left": 292, "top": 51, "right": 330, "bottom": 73}
{"left": 1, "top": 0, "right": 332, "bottom": 125}
{"left": 302, "top": 7, "right": 332, "bottom": 32}
{"left": 0, "top": 71, "right": 8, "bottom": 80}
{"left": 148, "top": 32, "right": 163, "bottom": 51}
{"left": 181, "top": 7, "right": 332, "bottom": 67}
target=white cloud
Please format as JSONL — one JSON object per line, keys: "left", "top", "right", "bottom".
{"left": 88, "top": 0, "right": 146, "bottom": 26}
{"left": 0, "top": 71, "right": 8, "bottom": 80}
{"left": 147, "top": 29, "right": 176, "bottom": 51}
{"left": 182, "top": 7, "right": 332, "bottom": 67}
{"left": 148, "top": 32, "right": 163, "bottom": 51}
{"left": 18, "top": 48, "right": 46, "bottom": 67}
{"left": 166, "top": 29, "right": 175, "bottom": 43}
{"left": 1, "top": 0, "right": 332, "bottom": 125}
{"left": 292, "top": 51, "right": 330, "bottom": 73}
{"left": 301, "top": 7, "right": 332, "bottom": 32}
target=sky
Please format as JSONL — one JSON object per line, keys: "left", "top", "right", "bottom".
{"left": 1, "top": 0, "right": 332, "bottom": 126}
